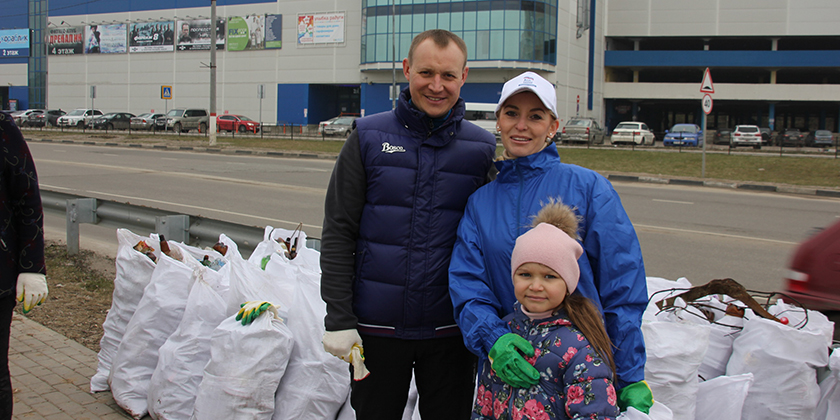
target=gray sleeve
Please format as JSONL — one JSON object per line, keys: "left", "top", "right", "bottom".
{"left": 320, "top": 129, "right": 366, "bottom": 331}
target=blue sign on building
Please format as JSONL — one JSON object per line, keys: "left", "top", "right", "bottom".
{"left": 0, "top": 29, "right": 30, "bottom": 58}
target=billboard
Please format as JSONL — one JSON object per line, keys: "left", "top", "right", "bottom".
{"left": 0, "top": 29, "right": 30, "bottom": 58}
{"left": 297, "top": 12, "right": 345, "bottom": 45}
{"left": 176, "top": 19, "right": 225, "bottom": 51}
{"left": 227, "top": 15, "right": 265, "bottom": 51}
{"left": 85, "top": 24, "right": 127, "bottom": 54}
{"left": 48, "top": 26, "right": 84, "bottom": 55}
{"left": 129, "top": 21, "right": 175, "bottom": 53}
{"left": 265, "top": 14, "right": 282, "bottom": 49}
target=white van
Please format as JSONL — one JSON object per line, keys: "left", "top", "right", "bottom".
{"left": 464, "top": 102, "right": 499, "bottom": 140}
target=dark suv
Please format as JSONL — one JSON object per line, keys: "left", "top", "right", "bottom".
{"left": 778, "top": 128, "right": 805, "bottom": 147}
{"left": 155, "top": 108, "right": 209, "bottom": 133}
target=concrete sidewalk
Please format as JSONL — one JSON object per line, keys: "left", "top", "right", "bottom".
{"left": 9, "top": 314, "right": 132, "bottom": 419}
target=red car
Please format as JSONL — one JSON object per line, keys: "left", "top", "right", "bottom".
{"left": 216, "top": 114, "right": 260, "bottom": 133}
{"left": 785, "top": 218, "right": 840, "bottom": 311}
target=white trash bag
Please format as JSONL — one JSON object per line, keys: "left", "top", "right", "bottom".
{"left": 109, "top": 242, "right": 199, "bottom": 419}
{"left": 91, "top": 229, "right": 159, "bottom": 393}
{"left": 618, "top": 402, "right": 674, "bottom": 420}
{"left": 147, "top": 263, "right": 229, "bottom": 420}
{"left": 642, "top": 320, "right": 710, "bottom": 420}
{"left": 726, "top": 313, "right": 831, "bottom": 420}
{"left": 191, "top": 311, "right": 294, "bottom": 420}
{"left": 816, "top": 347, "right": 840, "bottom": 420}
{"left": 695, "top": 373, "right": 753, "bottom": 420}
{"left": 270, "top": 238, "right": 350, "bottom": 420}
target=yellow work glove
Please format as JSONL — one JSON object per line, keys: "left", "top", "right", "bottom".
{"left": 235, "top": 301, "right": 279, "bottom": 325}
{"left": 322, "top": 329, "right": 370, "bottom": 380}
{"left": 16, "top": 273, "right": 48, "bottom": 314}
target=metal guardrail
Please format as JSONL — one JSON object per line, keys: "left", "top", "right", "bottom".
{"left": 40, "top": 189, "right": 319, "bottom": 257}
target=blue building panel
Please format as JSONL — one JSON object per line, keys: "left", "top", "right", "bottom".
{"left": 48, "top": 0, "right": 274, "bottom": 16}
{"left": 277, "top": 84, "right": 309, "bottom": 126}
{"left": 605, "top": 50, "right": 840, "bottom": 68}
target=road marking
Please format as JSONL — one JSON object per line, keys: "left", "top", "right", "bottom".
{"left": 40, "top": 184, "right": 72, "bottom": 191}
{"left": 634, "top": 223, "right": 797, "bottom": 245}
{"left": 35, "top": 158, "right": 326, "bottom": 194}
{"left": 653, "top": 199, "right": 694, "bottom": 205}
{"left": 86, "top": 190, "right": 321, "bottom": 230}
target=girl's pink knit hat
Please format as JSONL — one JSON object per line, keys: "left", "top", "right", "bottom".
{"left": 510, "top": 201, "right": 583, "bottom": 293}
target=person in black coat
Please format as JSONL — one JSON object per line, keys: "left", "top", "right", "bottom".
{"left": 0, "top": 112, "right": 48, "bottom": 420}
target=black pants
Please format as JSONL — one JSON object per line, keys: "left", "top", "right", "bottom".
{"left": 0, "top": 294, "right": 14, "bottom": 420}
{"left": 351, "top": 334, "right": 477, "bottom": 420}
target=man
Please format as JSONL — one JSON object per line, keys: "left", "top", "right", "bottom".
{"left": 0, "top": 112, "right": 48, "bottom": 419}
{"left": 178, "top": 23, "right": 191, "bottom": 45}
{"left": 320, "top": 30, "right": 496, "bottom": 419}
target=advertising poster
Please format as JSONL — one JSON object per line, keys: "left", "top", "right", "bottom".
{"left": 176, "top": 19, "right": 225, "bottom": 51}
{"left": 297, "top": 12, "right": 345, "bottom": 45}
{"left": 0, "top": 29, "right": 30, "bottom": 57}
{"left": 48, "top": 26, "right": 83, "bottom": 55}
{"left": 85, "top": 24, "right": 126, "bottom": 54}
{"left": 265, "top": 14, "right": 282, "bottom": 49}
{"left": 227, "top": 15, "right": 265, "bottom": 51}
{"left": 129, "top": 21, "right": 174, "bottom": 53}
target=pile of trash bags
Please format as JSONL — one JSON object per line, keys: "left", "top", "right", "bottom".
{"left": 89, "top": 227, "right": 352, "bottom": 420}
{"left": 640, "top": 276, "right": 840, "bottom": 420}
{"left": 88, "top": 228, "right": 840, "bottom": 420}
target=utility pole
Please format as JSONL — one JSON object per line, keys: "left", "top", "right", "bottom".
{"left": 209, "top": 0, "right": 217, "bottom": 146}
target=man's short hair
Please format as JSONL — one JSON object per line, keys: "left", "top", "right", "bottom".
{"left": 407, "top": 29, "right": 468, "bottom": 69}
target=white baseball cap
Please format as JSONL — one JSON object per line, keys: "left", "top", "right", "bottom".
{"left": 495, "top": 71, "right": 558, "bottom": 119}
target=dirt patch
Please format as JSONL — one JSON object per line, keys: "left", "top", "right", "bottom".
{"left": 15, "top": 240, "right": 115, "bottom": 352}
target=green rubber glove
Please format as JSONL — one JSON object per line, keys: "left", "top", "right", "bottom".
{"left": 617, "top": 380, "right": 654, "bottom": 414}
{"left": 235, "top": 301, "right": 275, "bottom": 325}
{"left": 488, "top": 333, "right": 540, "bottom": 388}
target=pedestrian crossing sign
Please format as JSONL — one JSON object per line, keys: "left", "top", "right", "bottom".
{"left": 161, "top": 86, "right": 172, "bottom": 100}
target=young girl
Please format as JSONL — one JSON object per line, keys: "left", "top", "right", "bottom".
{"left": 472, "top": 200, "right": 619, "bottom": 420}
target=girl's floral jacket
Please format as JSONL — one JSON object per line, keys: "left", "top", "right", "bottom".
{"left": 472, "top": 304, "right": 619, "bottom": 420}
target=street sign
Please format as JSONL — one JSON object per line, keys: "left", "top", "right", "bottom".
{"left": 702, "top": 94, "right": 713, "bottom": 115}
{"left": 161, "top": 85, "right": 172, "bottom": 100}
{"left": 700, "top": 68, "right": 714, "bottom": 93}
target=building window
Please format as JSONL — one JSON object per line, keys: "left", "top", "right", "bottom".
{"left": 361, "top": 0, "right": 558, "bottom": 66}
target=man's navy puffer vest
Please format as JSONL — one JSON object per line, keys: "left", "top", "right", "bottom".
{"left": 352, "top": 94, "right": 496, "bottom": 340}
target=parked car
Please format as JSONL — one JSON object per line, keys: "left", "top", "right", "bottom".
{"left": 27, "top": 109, "right": 66, "bottom": 127}
{"left": 130, "top": 113, "right": 164, "bottom": 131}
{"left": 759, "top": 127, "right": 772, "bottom": 147}
{"left": 713, "top": 128, "right": 733, "bottom": 145}
{"left": 610, "top": 121, "right": 655, "bottom": 145}
{"left": 805, "top": 130, "right": 834, "bottom": 148}
{"left": 91, "top": 112, "right": 135, "bottom": 130}
{"left": 321, "top": 116, "right": 358, "bottom": 137}
{"left": 464, "top": 102, "right": 500, "bottom": 139}
{"left": 217, "top": 114, "right": 260, "bottom": 133}
{"left": 663, "top": 124, "right": 703, "bottom": 147}
{"left": 12, "top": 109, "right": 44, "bottom": 126}
{"left": 558, "top": 117, "right": 605, "bottom": 144}
{"left": 57, "top": 108, "right": 104, "bottom": 128}
{"left": 730, "top": 125, "right": 762, "bottom": 149}
{"left": 155, "top": 108, "right": 209, "bottom": 133}
{"left": 777, "top": 128, "right": 805, "bottom": 147}
{"left": 318, "top": 116, "right": 339, "bottom": 135}
{"left": 785, "top": 218, "right": 840, "bottom": 311}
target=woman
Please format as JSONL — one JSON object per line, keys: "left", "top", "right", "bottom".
{"left": 449, "top": 71, "right": 653, "bottom": 413}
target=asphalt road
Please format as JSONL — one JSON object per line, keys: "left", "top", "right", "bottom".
{"left": 30, "top": 142, "right": 840, "bottom": 294}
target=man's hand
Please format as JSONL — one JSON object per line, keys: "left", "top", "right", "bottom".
{"left": 322, "top": 329, "right": 363, "bottom": 361}
{"left": 16, "top": 273, "right": 47, "bottom": 314}
{"left": 235, "top": 301, "right": 278, "bottom": 325}
{"left": 488, "top": 333, "right": 540, "bottom": 388}
{"left": 617, "top": 380, "right": 654, "bottom": 413}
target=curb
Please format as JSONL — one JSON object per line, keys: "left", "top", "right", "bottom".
{"left": 24, "top": 137, "right": 840, "bottom": 199}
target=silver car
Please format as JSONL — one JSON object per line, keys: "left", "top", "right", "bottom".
{"left": 322, "top": 116, "right": 358, "bottom": 137}
{"left": 558, "top": 117, "right": 605, "bottom": 144}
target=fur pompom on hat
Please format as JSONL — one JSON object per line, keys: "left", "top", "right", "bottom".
{"left": 510, "top": 199, "right": 583, "bottom": 293}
